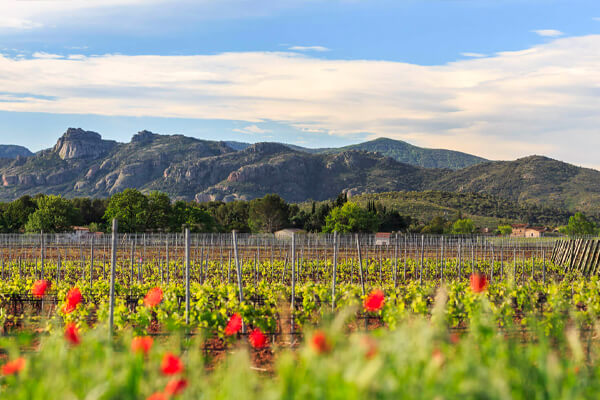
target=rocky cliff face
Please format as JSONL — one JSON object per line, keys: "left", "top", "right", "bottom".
{"left": 52, "top": 128, "right": 117, "bottom": 160}
{"left": 1, "top": 129, "right": 600, "bottom": 217}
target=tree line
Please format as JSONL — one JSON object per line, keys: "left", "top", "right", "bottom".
{"left": 0, "top": 189, "right": 595, "bottom": 235}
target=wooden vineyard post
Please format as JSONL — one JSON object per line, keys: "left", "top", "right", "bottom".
{"left": 184, "top": 226, "right": 191, "bottom": 326}
{"left": 419, "top": 235, "right": 424, "bottom": 286}
{"left": 458, "top": 239, "right": 462, "bottom": 280}
{"left": 490, "top": 246, "right": 495, "bottom": 283}
{"left": 513, "top": 247, "right": 517, "bottom": 282}
{"left": 403, "top": 236, "right": 407, "bottom": 282}
{"left": 166, "top": 236, "right": 170, "bottom": 285}
{"left": 543, "top": 248, "right": 546, "bottom": 284}
{"left": 393, "top": 234, "right": 398, "bottom": 288}
{"left": 130, "top": 238, "right": 135, "bottom": 286}
{"left": 89, "top": 236, "right": 94, "bottom": 287}
{"left": 232, "top": 230, "right": 245, "bottom": 333}
{"left": 356, "top": 234, "right": 365, "bottom": 296}
{"left": 440, "top": 236, "right": 445, "bottom": 283}
{"left": 40, "top": 231, "right": 44, "bottom": 280}
{"left": 227, "top": 250, "right": 232, "bottom": 284}
{"left": 109, "top": 219, "right": 118, "bottom": 337}
{"left": 331, "top": 232, "right": 338, "bottom": 311}
{"left": 291, "top": 233, "right": 296, "bottom": 334}
{"left": 57, "top": 251, "right": 61, "bottom": 282}
{"left": 500, "top": 242, "right": 504, "bottom": 280}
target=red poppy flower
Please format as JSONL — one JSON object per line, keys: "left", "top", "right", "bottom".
{"left": 144, "top": 287, "right": 163, "bottom": 308}
{"left": 62, "top": 287, "right": 82, "bottom": 314}
{"left": 310, "top": 330, "right": 331, "bottom": 354}
{"left": 361, "top": 336, "right": 378, "bottom": 359}
{"left": 161, "top": 353, "right": 184, "bottom": 375}
{"left": 165, "top": 378, "right": 188, "bottom": 396}
{"left": 1, "top": 357, "right": 25, "bottom": 375}
{"left": 249, "top": 328, "right": 267, "bottom": 349}
{"left": 449, "top": 332, "right": 460, "bottom": 344}
{"left": 364, "top": 289, "right": 385, "bottom": 312}
{"left": 470, "top": 273, "right": 488, "bottom": 293}
{"left": 147, "top": 393, "right": 168, "bottom": 400}
{"left": 224, "top": 313, "right": 242, "bottom": 336}
{"left": 432, "top": 348, "right": 444, "bottom": 366}
{"left": 131, "top": 336, "right": 153, "bottom": 355}
{"left": 64, "top": 323, "right": 80, "bottom": 345}
{"left": 31, "top": 280, "right": 50, "bottom": 298}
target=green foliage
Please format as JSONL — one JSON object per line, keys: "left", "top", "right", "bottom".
{"left": 103, "top": 189, "right": 149, "bottom": 232}
{"left": 171, "top": 201, "right": 217, "bottom": 232}
{"left": 248, "top": 194, "right": 290, "bottom": 233}
{"left": 560, "top": 212, "right": 598, "bottom": 236}
{"left": 323, "top": 202, "right": 379, "bottom": 233}
{"left": 498, "top": 224, "right": 513, "bottom": 236}
{"left": 420, "top": 216, "right": 450, "bottom": 234}
{"left": 3, "top": 195, "right": 36, "bottom": 232}
{"left": 24, "top": 195, "right": 78, "bottom": 233}
{"left": 451, "top": 218, "right": 475, "bottom": 234}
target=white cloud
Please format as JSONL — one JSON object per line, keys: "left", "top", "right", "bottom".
{"left": 233, "top": 125, "right": 271, "bottom": 134}
{"left": 32, "top": 52, "right": 63, "bottom": 59}
{"left": 461, "top": 52, "right": 486, "bottom": 58}
{"left": 289, "top": 46, "right": 330, "bottom": 52}
{"left": 1, "top": 35, "right": 600, "bottom": 167}
{"left": 0, "top": 16, "right": 42, "bottom": 30}
{"left": 532, "top": 29, "right": 563, "bottom": 37}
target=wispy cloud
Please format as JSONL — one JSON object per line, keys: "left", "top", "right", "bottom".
{"left": 461, "top": 52, "right": 486, "bottom": 58}
{"left": 233, "top": 125, "right": 270, "bottom": 134}
{"left": 288, "top": 46, "right": 330, "bottom": 52}
{"left": 0, "top": 16, "right": 42, "bottom": 30}
{"left": 0, "top": 35, "right": 600, "bottom": 166}
{"left": 32, "top": 52, "right": 63, "bottom": 59}
{"left": 532, "top": 29, "right": 563, "bottom": 37}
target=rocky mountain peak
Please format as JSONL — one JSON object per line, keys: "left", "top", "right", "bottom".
{"left": 131, "top": 130, "right": 159, "bottom": 144}
{"left": 53, "top": 128, "right": 116, "bottom": 160}
{"left": 246, "top": 142, "right": 292, "bottom": 155}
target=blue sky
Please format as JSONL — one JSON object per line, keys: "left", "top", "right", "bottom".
{"left": 1, "top": 0, "right": 600, "bottom": 168}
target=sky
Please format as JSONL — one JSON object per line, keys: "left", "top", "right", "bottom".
{"left": 1, "top": 0, "right": 600, "bottom": 168}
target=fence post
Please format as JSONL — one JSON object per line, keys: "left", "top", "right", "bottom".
{"left": 331, "top": 232, "right": 337, "bottom": 311}
{"left": 40, "top": 230, "right": 44, "bottom": 280}
{"left": 232, "top": 230, "right": 244, "bottom": 333}
{"left": 184, "top": 226, "right": 191, "bottom": 325}
{"left": 109, "top": 219, "right": 118, "bottom": 337}
{"left": 356, "top": 234, "right": 365, "bottom": 296}
{"left": 291, "top": 233, "right": 296, "bottom": 334}
{"left": 89, "top": 236, "right": 94, "bottom": 287}
{"left": 393, "top": 233, "right": 398, "bottom": 288}
{"left": 419, "top": 235, "right": 424, "bottom": 285}
{"left": 543, "top": 248, "right": 546, "bottom": 284}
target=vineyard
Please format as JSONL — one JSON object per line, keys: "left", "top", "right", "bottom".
{"left": 1, "top": 230, "right": 599, "bottom": 398}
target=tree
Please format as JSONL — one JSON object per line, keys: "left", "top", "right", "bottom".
{"left": 560, "top": 212, "right": 597, "bottom": 236}
{"left": 498, "top": 225, "right": 513, "bottom": 236}
{"left": 421, "top": 216, "right": 449, "bottom": 234}
{"left": 103, "top": 189, "right": 149, "bottom": 232}
{"left": 145, "top": 192, "right": 172, "bottom": 231}
{"left": 451, "top": 218, "right": 476, "bottom": 234}
{"left": 25, "top": 195, "right": 78, "bottom": 233}
{"left": 323, "top": 202, "right": 379, "bottom": 233}
{"left": 3, "top": 195, "right": 36, "bottom": 232}
{"left": 70, "top": 197, "right": 108, "bottom": 227}
{"left": 170, "top": 201, "right": 217, "bottom": 232}
{"left": 248, "top": 194, "right": 290, "bottom": 233}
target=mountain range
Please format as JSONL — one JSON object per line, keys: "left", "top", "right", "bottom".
{"left": 1, "top": 128, "right": 599, "bottom": 217}
{"left": 0, "top": 145, "right": 33, "bottom": 159}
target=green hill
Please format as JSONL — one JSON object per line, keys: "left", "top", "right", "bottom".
{"left": 316, "top": 137, "right": 487, "bottom": 169}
